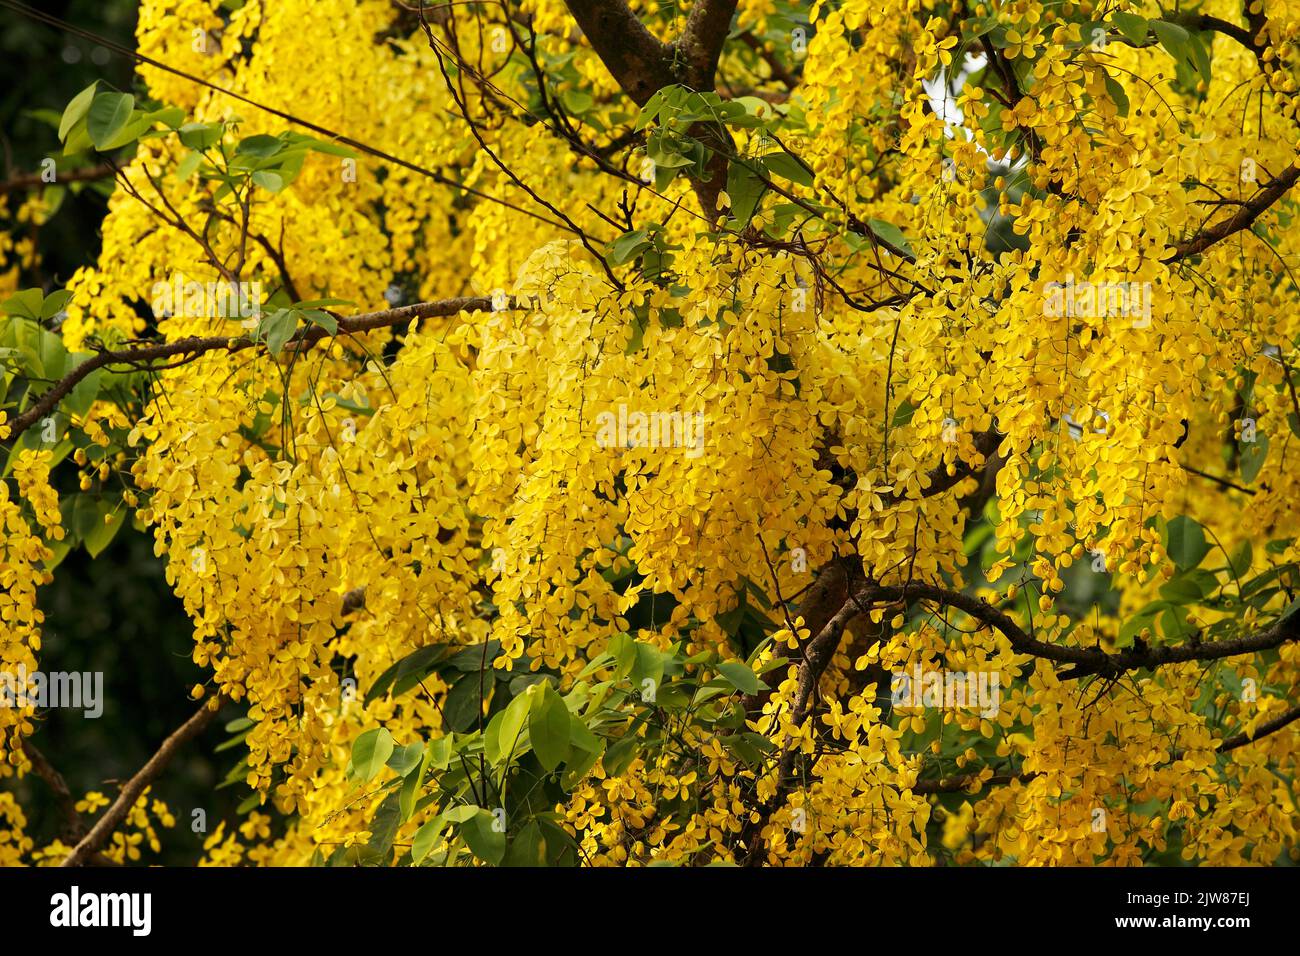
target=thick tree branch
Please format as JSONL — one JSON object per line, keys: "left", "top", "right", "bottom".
{"left": 912, "top": 771, "right": 1036, "bottom": 795}
{"left": 61, "top": 698, "right": 222, "bottom": 867}
{"left": 1217, "top": 701, "right": 1300, "bottom": 752}
{"left": 678, "top": 0, "right": 739, "bottom": 90}
{"left": 1167, "top": 163, "right": 1299, "bottom": 262}
{"left": 881, "top": 428, "right": 1002, "bottom": 506}
{"left": 848, "top": 582, "right": 1300, "bottom": 680}
{"left": 917, "top": 701, "right": 1300, "bottom": 796}
{"left": 561, "top": 0, "right": 674, "bottom": 105}
{"left": 1163, "top": 11, "right": 1260, "bottom": 56}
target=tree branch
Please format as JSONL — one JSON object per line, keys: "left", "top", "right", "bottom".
{"left": 1167, "top": 163, "right": 1299, "bottom": 262}
{"left": 4, "top": 295, "right": 508, "bottom": 443}
{"left": 1217, "top": 701, "right": 1300, "bottom": 752}
{"left": 0, "top": 164, "right": 114, "bottom": 194}
{"left": 916, "top": 700, "right": 1300, "bottom": 796}
{"left": 1162, "top": 10, "right": 1266, "bottom": 67}
{"left": 61, "top": 698, "right": 222, "bottom": 867}
{"left": 881, "top": 428, "right": 1002, "bottom": 506}
{"left": 737, "top": 30, "right": 797, "bottom": 89}
{"left": 846, "top": 582, "right": 1300, "bottom": 681}
{"left": 678, "top": 0, "right": 739, "bottom": 90}
{"left": 561, "top": 0, "right": 673, "bottom": 106}
{"left": 20, "top": 738, "right": 85, "bottom": 843}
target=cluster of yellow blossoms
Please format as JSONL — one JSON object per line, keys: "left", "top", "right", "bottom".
{"left": 1, "top": 0, "right": 1298, "bottom": 864}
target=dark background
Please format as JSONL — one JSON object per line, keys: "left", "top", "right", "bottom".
{"left": 2, "top": 0, "right": 239, "bottom": 865}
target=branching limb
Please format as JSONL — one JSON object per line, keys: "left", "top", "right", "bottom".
{"left": 561, "top": 0, "right": 674, "bottom": 106}
{"left": 678, "top": 0, "right": 740, "bottom": 91}
{"left": 0, "top": 164, "right": 114, "bottom": 194}
{"left": 20, "top": 739, "right": 85, "bottom": 843}
{"left": 61, "top": 698, "right": 223, "bottom": 867}
{"left": 4, "top": 295, "right": 510, "bottom": 443}
{"left": 1168, "top": 163, "right": 1299, "bottom": 262}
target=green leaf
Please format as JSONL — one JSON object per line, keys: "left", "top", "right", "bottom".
{"left": 602, "top": 732, "right": 639, "bottom": 776}
{"left": 351, "top": 727, "right": 394, "bottom": 782}
{"left": 98, "top": 114, "right": 153, "bottom": 152}
{"left": 176, "top": 151, "right": 203, "bottom": 180}
{"left": 1118, "top": 602, "right": 1167, "bottom": 646}
{"left": 762, "top": 151, "right": 814, "bottom": 188}
{"left": 717, "top": 660, "right": 763, "bottom": 695}
{"left": 304, "top": 139, "right": 356, "bottom": 158}
{"left": 1229, "top": 539, "right": 1253, "bottom": 578}
{"left": 386, "top": 741, "right": 424, "bottom": 776}
{"left": 461, "top": 808, "right": 506, "bottom": 865}
{"left": 40, "top": 290, "right": 73, "bottom": 320}
{"left": 364, "top": 792, "right": 402, "bottom": 862}
{"left": 1111, "top": 12, "right": 1149, "bottom": 45}
{"left": 301, "top": 309, "right": 337, "bottom": 335}
{"left": 609, "top": 229, "right": 651, "bottom": 266}
{"left": 86, "top": 93, "right": 134, "bottom": 150}
{"left": 1158, "top": 568, "right": 1217, "bottom": 604}
{"left": 1188, "top": 32, "right": 1213, "bottom": 84}
{"left": 251, "top": 169, "right": 285, "bottom": 192}
{"left": 260, "top": 308, "right": 298, "bottom": 356}
{"left": 1165, "top": 515, "right": 1210, "bottom": 570}
{"left": 145, "top": 106, "right": 186, "bottom": 129}
{"left": 1152, "top": 20, "right": 1207, "bottom": 81}
{"left": 528, "top": 682, "right": 571, "bottom": 771}
{"left": 726, "top": 160, "right": 767, "bottom": 227}
{"left": 609, "top": 632, "right": 638, "bottom": 679}
{"left": 1159, "top": 604, "right": 1191, "bottom": 639}
{"left": 364, "top": 644, "right": 448, "bottom": 705}
{"left": 83, "top": 504, "right": 125, "bottom": 558}
{"left": 866, "top": 218, "right": 914, "bottom": 258}
{"left": 1151, "top": 20, "right": 1191, "bottom": 48}
{"left": 2, "top": 289, "right": 44, "bottom": 321}
{"left": 486, "top": 690, "right": 531, "bottom": 765}
{"left": 441, "top": 673, "right": 482, "bottom": 732}
{"left": 1103, "top": 73, "right": 1129, "bottom": 117}
{"left": 442, "top": 804, "right": 479, "bottom": 825}
{"left": 398, "top": 758, "right": 425, "bottom": 822}
{"left": 891, "top": 400, "right": 916, "bottom": 428}
{"left": 59, "top": 82, "right": 99, "bottom": 142}
{"left": 70, "top": 493, "right": 101, "bottom": 545}
{"left": 1239, "top": 433, "right": 1269, "bottom": 484}
{"left": 236, "top": 134, "right": 284, "bottom": 159}
{"left": 503, "top": 820, "right": 547, "bottom": 867}
{"left": 62, "top": 118, "right": 94, "bottom": 157}
{"left": 427, "top": 736, "right": 453, "bottom": 771}
{"left": 178, "top": 122, "right": 224, "bottom": 151}
{"left": 411, "top": 816, "right": 446, "bottom": 864}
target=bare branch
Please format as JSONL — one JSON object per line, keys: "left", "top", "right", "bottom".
{"left": 61, "top": 698, "right": 222, "bottom": 867}
{"left": 561, "top": 0, "right": 673, "bottom": 105}
{"left": 1168, "top": 163, "right": 1299, "bottom": 262}
{"left": 1217, "top": 701, "right": 1300, "bottom": 752}
{"left": 0, "top": 164, "right": 113, "bottom": 194}
{"left": 678, "top": 0, "right": 739, "bottom": 90}
{"left": 847, "top": 582, "right": 1300, "bottom": 681}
